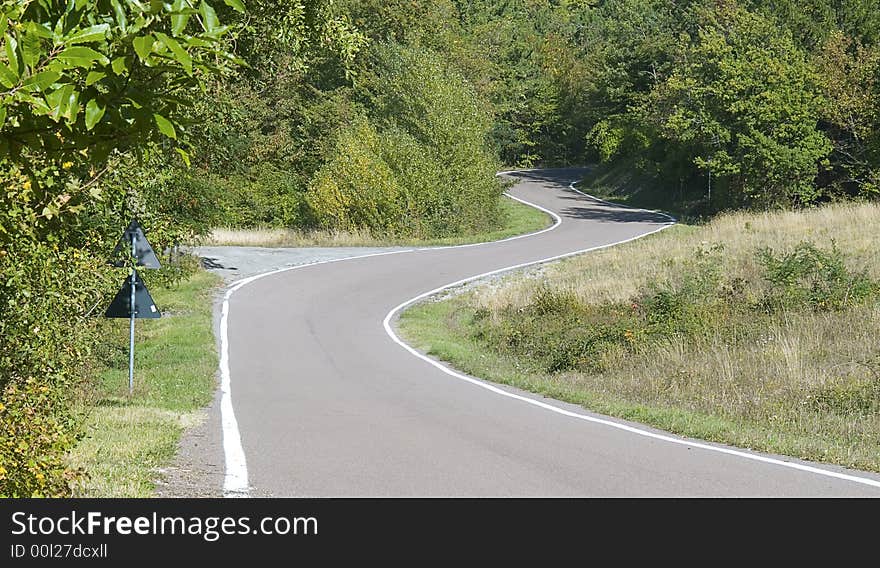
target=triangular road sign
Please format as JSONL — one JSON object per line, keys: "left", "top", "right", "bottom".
{"left": 110, "top": 219, "right": 161, "bottom": 268}
{"left": 104, "top": 271, "right": 162, "bottom": 319}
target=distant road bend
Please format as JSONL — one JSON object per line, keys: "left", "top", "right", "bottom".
{"left": 221, "top": 168, "right": 880, "bottom": 497}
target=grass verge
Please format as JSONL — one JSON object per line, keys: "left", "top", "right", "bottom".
{"left": 203, "top": 195, "right": 551, "bottom": 248}
{"left": 66, "top": 270, "right": 221, "bottom": 497}
{"left": 398, "top": 201, "right": 880, "bottom": 473}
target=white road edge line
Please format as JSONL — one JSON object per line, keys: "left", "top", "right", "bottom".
{"left": 219, "top": 249, "right": 418, "bottom": 497}
{"left": 383, "top": 173, "right": 880, "bottom": 492}
{"left": 217, "top": 170, "right": 564, "bottom": 497}
{"left": 220, "top": 168, "right": 880, "bottom": 495}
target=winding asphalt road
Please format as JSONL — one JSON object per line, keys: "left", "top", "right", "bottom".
{"left": 223, "top": 168, "right": 880, "bottom": 496}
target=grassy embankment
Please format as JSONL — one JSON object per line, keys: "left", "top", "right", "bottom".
{"left": 65, "top": 193, "right": 550, "bottom": 496}
{"left": 66, "top": 271, "right": 221, "bottom": 497}
{"left": 399, "top": 199, "right": 880, "bottom": 472}
{"left": 204, "top": 194, "right": 550, "bottom": 248}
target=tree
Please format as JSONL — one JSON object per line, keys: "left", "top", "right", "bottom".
{"left": 0, "top": 0, "right": 243, "bottom": 498}
{"left": 813, "top": 31, "right": 880, "bottom": 197}
{"left": 307, "top": 44, "right": 503, "bottom": 237}
{"left": 649, "top": 2, "right": 832, "bottom": 206}
{"left": 1, "top": 0, "right": 241, "bottom": 170}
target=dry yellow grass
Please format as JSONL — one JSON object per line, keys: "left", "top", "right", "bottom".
{"left": 404, "top": 201, "right": 880, "bottom": 471}
{"left": 202, "top": 195, "right": 552, "bottom": 248}
{"left": 204, "top": 226, "right": 382, "bottom": 248}
{"left": 474, "top": 202, "right": 880, "bottom": 311}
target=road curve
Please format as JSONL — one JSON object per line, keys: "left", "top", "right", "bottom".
{"left": 225, "top": 168, "right": 880, "bottom": 496}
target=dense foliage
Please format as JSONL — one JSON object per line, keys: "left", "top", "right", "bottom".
{"left": 2, "top": 0, "right": 879, "bottom": 495}
{"left": 196, "top": 0, "right": 880, "bottom": 227}
{"left": 0, "top": 0, "right": 356, "bottom": 496}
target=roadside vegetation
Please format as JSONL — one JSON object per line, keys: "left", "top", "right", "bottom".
{"left": 3, "top": 0, "right": 880, "bottom": 496}
{"left": 399, "top": 202, "right": 880, "bottom": 472}
{"left": 204, "top": 196, "right": 550, "bottom": 248}
{"left": 67, "top": 269, "right": 220, "bottom": 497}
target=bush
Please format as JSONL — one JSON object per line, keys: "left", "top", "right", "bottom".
{"left": 0, "top": 235, "right": 115, "bottom": 497}
{"left": 0, "top": 154, "right": 208, "bottom": 496}
{"left": 758, "top": 241, "right": 877, "bottom": 311}
{"left": 636, "top": 244, "right": 725, "bottom": 337}
{"left": 306, "top": 116, "right": 405, "bottom": 235}
{"left": 307, "top": 44, "right": 503, "bottom": 238}
{"left": 369, "top": 45, "right": 503, "bottom": 235}
{"left": 471, "top": 239, "right": 880, "bottom": 382}
{"left": 473, "top": 284, "right": 639, "bottom": 374}
{"left": 214, "top": 166, "right": 309, "bottom": 229}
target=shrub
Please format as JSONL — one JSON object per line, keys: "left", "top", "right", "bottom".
{"left": 215, "top": 166, "right": 308, "bottom": 229}
{"left": 0, "top": 236, "right": 115, "bottom": 497}
{"left": 306, "top": 116, "right": 405, "bottom": 235}
{"left": 637, "top": 244, "right": 725, "bottom": 336}
{"left": 758, "top": 241, "right": 877, "bottom": 311}
{"left": 306, "top": 44, "right": 503, "bottom": 238}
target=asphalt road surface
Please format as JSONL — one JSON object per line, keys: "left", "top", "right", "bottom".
{"left": 222, "top": 168, "right": 880, "bottom": 496}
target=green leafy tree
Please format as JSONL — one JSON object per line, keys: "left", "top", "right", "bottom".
{"left": 0, "top": 0, "right": 242, "bottom": 498}
{"left": 0, "top": 0, "right": 242, "bottom": 169}
{"left": 813, "top": 31, "right": 880, "bottom": 197}
{"left": 648, "top": 2, "right": 832, "bottom": 206}
{"left": 747, "top": 0, "right": 880, "bottom": 49}
{"left": 308, "top": 44, "right": 503, "bottom": 237}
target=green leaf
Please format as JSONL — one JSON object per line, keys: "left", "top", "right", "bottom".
{"left": 4, "top": 34, "right": 20, "bottom": 79}
{"left": 175, "top": 147, "right": 191, "bottom": 167}
{"left": 46, "top": 84, "right": 74, "bottom": 121}
{"left": 111, "top": 56, "right": 127, "bottom": 74}
{"left": 111, "top": 0, "right": 128, "bottom": 33}
{"left": 25, "top": 94, "right": 51, "bottom": 115}
{"left": 0, "top": 106, "right": 6, "bottom": 130}
{"left": 31, "top": 24, "right": 54, "bottom": 39}
{"left": 42, "top": 204, "right": 59, "bottom": 220}
{"left": 132, "top": 35, "right": 154, "bottom": 62}
{"left": 171, "top": 0, "right": 191, "bottom": 35}
{"left": 223, "top": 0, "right": 245, "bottom": 13}
{"left": 57, "top": 46, "right": 109, "bottom": 68}
{"left": 22, "top": 70, "right": 61, "bottom": 91}
{"left": 155, "top": 32, "right": 192, "bottom": 75}
{"left": 0, "top": 64, "right": 18, "bottom": 88}
{"left": 125, "top": 0, "right": 147, "bottom": 13}
{"left": 171, "top": 12, "right": 191, "bottom": 35}
{"left": 64, "top": 88, "right": 80, "bottom": 123}
{"left": 154, "top": 113, "right": 176, "bottom": 138}
{"left": 199, "top": 1, "right": 220, "bottom": 33}
{"left": 65, "top": 24, "right": 110, "bottom": 45}
{"left": 22, "top": 24, "right": 42, "bottom": 69}
{"left": 85, "top": 98, "right": 105, "bottom": 130}
{"left": 85, "top": 70, "right": 106, "bottom": 86}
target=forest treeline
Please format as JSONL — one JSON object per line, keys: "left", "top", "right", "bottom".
{"left": 198, "top": 0, "right": 880, "bottom": 229}
{"left": 1, "top": 0, "right": 878, "bottom": 495}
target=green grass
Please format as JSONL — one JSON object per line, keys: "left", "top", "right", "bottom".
{"left": 204, "top": 194, "right": 551, "bottom": 248}
{"left": 399, "top": 298, "right": 753, "bottom": 440}
{"left": 67, "top": 270, "right": 221, "bottom": 497}
{"left": 398, "top": 202, "right": 880, "bottom": 474}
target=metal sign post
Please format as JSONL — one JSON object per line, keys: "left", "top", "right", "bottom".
{"left": 105, "top": 219, "right": 162, "bottom": 396}
{"left": 128, "top": 232, "right": 137, "bottom": 395}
